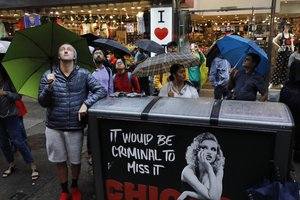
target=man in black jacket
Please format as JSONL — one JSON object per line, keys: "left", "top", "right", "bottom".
{"left": 280, "top": 59, "right": 300, "bottom": 162}
{"left": 38, "top": 44, "right": 107, "bottom": 200}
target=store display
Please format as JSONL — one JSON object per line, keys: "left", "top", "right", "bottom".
{"left": 0, "top": 3, "right": 298, "bottom": 62}
{"left": 136, "top": 12, "right": 145, "bottom": 34}
{"left": 270, "top": 23, "right": 295, "bottom": 87}
{"left": 108, "top": 22, "right": 116, "bottom": 39}
{"left": 0, "top": 22, "right": 8, "bottom": 38}
{"left": 126, "top": 23, "right": 134, "bottom": 33}
{"left": 80, "top": 23, "right": 92, "bottom": 35}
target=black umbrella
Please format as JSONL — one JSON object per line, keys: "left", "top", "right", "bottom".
{"left": 134, "top": 39, "right": 165, "bottom": 54}
{"left": 205, "top": 42, "right": 220, "bottom": 68}
{"left": 93, "top": 38, "right": 131, "bottom": 56}
{"left": 81, "top": 33, "right": 101, "bottom": 46}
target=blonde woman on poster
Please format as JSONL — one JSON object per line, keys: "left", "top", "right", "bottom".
{"left": 178, "top": 132, "right": 225, "bottom": 200}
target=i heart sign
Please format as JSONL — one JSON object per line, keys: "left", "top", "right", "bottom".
{"left": 154, "top": 28, "right": 168, "bottom": 40}
{"left": 151, "top": 7, "right": 172, "bottom": 43}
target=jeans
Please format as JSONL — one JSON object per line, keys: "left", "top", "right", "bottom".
{"left": 18, "top": 117, "right": 27, "bottom": 141}
{"left": 0, "top": 116, "right": 34, "bottom": 164}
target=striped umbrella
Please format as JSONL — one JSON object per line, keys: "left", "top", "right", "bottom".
{"left": 132, "top": 52, "right": 200, "bottom": 77}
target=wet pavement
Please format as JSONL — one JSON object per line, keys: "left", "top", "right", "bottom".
{"left": 0, "top": 97, "right": 95, "bottom": 200}
{"left": 0, "top": 92, "right": 299, "bottom": 200}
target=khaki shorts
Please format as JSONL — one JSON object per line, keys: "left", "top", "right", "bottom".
{"left": 45, "top": 127, "right": 83, "bottom": 164}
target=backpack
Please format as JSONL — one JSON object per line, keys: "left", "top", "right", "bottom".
{"left": 104, "top": 65, "right": 112, "bottom": 83}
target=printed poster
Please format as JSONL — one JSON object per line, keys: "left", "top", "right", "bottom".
{"left": 95, "top": 119, "right": 276, "bottom": 200}
{"left": 151, "top": 7, "right": 173, "bottom": 47}
{"left": 24, "top": 14, "right": 41, "bottom": 29}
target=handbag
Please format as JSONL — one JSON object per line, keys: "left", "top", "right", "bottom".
{"left": 246, "top": 181, "right": 299, "bottom": 200}
{"left": 245, "top": 162, "right": 299, "bottom": 200}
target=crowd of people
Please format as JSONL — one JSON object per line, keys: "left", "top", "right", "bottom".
{"left": 85, "top": 39, "right": 274, "bottom": 102}
{"left": 0, "top": 33, "right": 299, "bottom": 200}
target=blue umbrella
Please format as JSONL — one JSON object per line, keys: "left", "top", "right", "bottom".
{"left": 216, "top": 35, "right": 269, "bottom": 76}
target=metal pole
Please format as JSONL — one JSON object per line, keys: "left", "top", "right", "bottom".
{"left": 267, "top": 0, "right": 277, "bottom": 81}
{"left": 251, "top": 7, "right": 255, "bottom": 40}
{"left": 173, "top": 0, "right": 181, "bottom": 43}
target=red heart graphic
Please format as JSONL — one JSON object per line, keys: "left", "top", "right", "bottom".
{"left": 154, "top": 28, "right": 168, "bottom": 40}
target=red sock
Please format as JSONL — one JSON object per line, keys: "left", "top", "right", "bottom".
{"left": 71, "top": 188, "right": 82, "bottom": 200}
{"left": 59, "top": 192, "right": 70, "bottom": 200}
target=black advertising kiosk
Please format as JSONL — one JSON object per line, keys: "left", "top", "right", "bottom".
{"left": 88, "top": 97, "right": 294, "bottom": 200}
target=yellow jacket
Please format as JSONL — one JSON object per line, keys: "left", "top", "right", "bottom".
{"left": 153, "top": 69, "right": 189, "bottom": 91}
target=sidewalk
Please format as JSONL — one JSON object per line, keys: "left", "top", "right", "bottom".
{"left": 0, "top": 97, "right": 95, "bottom": 200}
{"left": 1, "top": 94, "right": 300, "bottom": 200}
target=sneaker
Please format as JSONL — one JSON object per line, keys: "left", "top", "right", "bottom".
{"left": 71, "top": 188, "right": 82, "bottom": 200}
{"left": 59, "top": 192, "right": 70, "bottom": 200}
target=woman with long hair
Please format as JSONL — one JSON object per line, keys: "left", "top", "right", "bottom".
{"left": 158, "top": 64, "right": 199, "bottom": 98}
{"left": 178, "top": 132, "right": 225, "bottom": 200}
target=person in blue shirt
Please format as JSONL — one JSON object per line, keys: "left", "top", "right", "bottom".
{"left": 228, "top": 53, "right": 268, "bottom": 101}
{"left": 87, "top": 48, "right": 113, "bottom": 172}
{"left": 209, "top": 53, "right": 231, "bottom": 99}
{"left": 92, "top": 48, "right": 114, "bottom": 96}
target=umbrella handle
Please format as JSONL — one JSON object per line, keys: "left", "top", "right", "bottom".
{"left": 233, "top": 47, "right": 251, "bottom": 69}
{"left": 233, "top": 55, "right": 244, "bottom": 69}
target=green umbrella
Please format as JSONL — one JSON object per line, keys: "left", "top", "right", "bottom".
{"left": 1, "top": 22, "right": 93, "bottom": 99}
